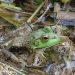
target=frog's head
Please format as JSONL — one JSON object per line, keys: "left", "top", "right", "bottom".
{"left": 28, "top": 26, "right": 60, "bottom": 49}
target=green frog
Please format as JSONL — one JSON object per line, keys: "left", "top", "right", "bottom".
{"left": 28, "top": 26, "right": 60, "bottom": 49}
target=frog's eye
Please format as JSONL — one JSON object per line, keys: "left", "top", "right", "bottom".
{"left": 43, "top": 37, "right": 48, "bottom": 40}
{"left": 42, "top": 36, "right": 49, "bottom": 42}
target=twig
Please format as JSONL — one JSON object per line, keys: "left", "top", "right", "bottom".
{"left": 27, "top": 2, "right": 44, "bottom": 23}
{"left": 0, "top": 60, "right": 25, "bottom": 75}
{"left": 33, "top": 3, "right": 52, "bottom": 24}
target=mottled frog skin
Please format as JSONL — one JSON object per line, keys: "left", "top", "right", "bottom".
{"left": 28, "top": 26, "right": 60, "bottom": 49}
